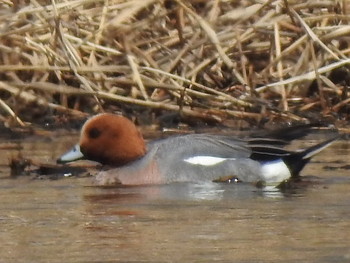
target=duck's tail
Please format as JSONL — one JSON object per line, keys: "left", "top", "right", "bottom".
{"left": 283, "top": 136, "right": 340, "bottom": 177}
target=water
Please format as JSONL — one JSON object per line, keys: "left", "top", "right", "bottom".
{"left": 0, "top": 132, "right": 350, "bottom": 262}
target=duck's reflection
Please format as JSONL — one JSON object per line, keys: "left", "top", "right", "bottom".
{"left": 83, "top": 179, "right": 312, "bottom": 206}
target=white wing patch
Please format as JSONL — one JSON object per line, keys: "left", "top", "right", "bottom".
{"left": 184, "top": 156, "right": 235, "bottom": 166}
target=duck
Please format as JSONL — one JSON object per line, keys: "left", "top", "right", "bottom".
{"left": 57, "top": 113, "right": 339, "bottom": 186}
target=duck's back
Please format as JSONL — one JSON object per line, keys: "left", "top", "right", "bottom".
{"left": 146, "top": 134, "right": 263, "bottom": 183}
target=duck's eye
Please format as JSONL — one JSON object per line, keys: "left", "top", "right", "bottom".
{"left": 88, "top": 127, "right": 101, "bottom": 139}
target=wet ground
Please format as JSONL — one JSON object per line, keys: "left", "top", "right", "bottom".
{"left": 0, "top": 131, "right": 350, "bottom": 262}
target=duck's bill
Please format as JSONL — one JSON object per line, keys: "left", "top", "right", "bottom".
{"left": 57, "top": 144, "right": 84, "bottom": 164}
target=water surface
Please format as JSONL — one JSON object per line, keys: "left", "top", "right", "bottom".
{"left": 0, "top": 132, "right": 349, "bottom": 262}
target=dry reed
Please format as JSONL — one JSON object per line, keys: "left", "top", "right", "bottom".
{"left": 1, "top": 0, "right": 350, "bottom": 127}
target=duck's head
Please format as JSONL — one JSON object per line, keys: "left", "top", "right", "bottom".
{"left": 57, "top": 113, "right": 146, "bottom": 166}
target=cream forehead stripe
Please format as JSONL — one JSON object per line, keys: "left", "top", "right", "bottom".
{"left": 184, "top": 156, "right": 235, "bottom": 166}
{"left": 81, "top": 114, "right": 103, "bottom": 133}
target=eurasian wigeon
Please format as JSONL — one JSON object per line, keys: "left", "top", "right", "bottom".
{"left": 57, "top": 113, "right": 339, "bottom": 186}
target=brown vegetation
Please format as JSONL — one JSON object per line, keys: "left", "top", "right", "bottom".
{"left": 1, "top": 0, "right": 350, "bottom": 128}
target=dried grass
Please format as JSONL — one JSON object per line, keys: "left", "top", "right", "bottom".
{"left": 1, "top": 0, "right": 350, "bottom": 127}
